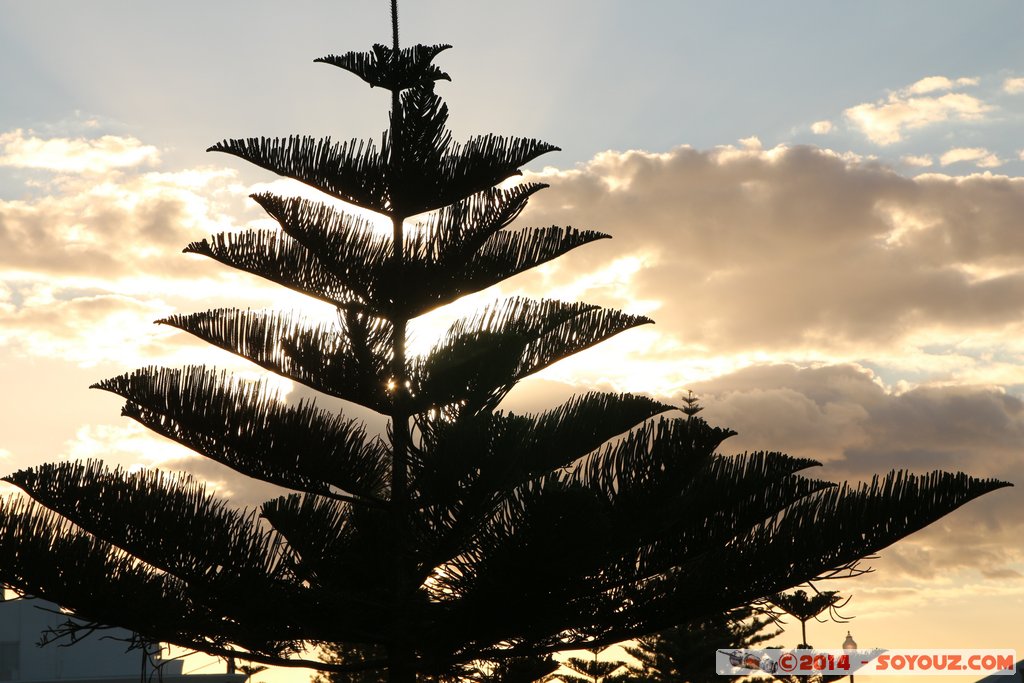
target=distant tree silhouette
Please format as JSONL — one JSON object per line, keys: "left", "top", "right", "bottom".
{"left": 0, "top": 3, "right": 1010, "bottom": 683}
{"left": 680, "top": 391, "right": 703, "bottom": 420}
{"left": 765, "top": 588, "right": 856, "bottom": 683}
{"left": 622, "top": 604, "right": 781, "bottom": 683}
{"left": 770, "top": 589, "right": 850, "bottom": 649}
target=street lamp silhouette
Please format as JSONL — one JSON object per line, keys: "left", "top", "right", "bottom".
{"left": 843, "top": 631, "right": 858, "bottom": 683}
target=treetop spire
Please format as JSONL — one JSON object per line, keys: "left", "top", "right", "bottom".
{"left": 391, "top": 0, "right": 399, "bottom": 52}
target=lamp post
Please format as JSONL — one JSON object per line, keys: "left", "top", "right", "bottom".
{"left": 843, "top": 631, "right": 858, "bottom": 683}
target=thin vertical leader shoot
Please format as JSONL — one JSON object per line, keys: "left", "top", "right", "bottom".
{"left": 391, "top": 0, "right": 399, "bottom": 52}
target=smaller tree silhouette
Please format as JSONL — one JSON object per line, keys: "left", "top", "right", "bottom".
{"left": 623, "top": 604, "right": 781, "bottom": 683}
{"left": 769, "top": 589, "right": 850, "bottom": 649}
{"left": 680, "top": 391, "right": 703, "bottom": 420}
{"left": 767, "top": 588, "right": 855, "bottom": 683}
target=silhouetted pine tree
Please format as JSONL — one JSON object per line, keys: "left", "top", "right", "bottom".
{"left": 0, "top": 3, "right": 1011, "bottom": 683}
{"left": 770, "top": 589, "right": 850, "bottom": 649}
{"left": 766, "top": 589, "right": 856, "bottom": 683}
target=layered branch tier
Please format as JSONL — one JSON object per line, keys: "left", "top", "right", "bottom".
{"left": 158, "top": 298, "right": 649, "bottom": 416}
{"left": 5, "top": 461, "right": 290, "bottom": 584}
{"left": 411, "top": 392, "right": 678, "bottom": 509}
{"left": 422, "top": 466, "right": 1008, "bottom": 660}
{"left": 184, "top": 229, "right": 362, "bottom": 310}
{"left": 94, "top": 366, "right": 389, "bottom": 500}
{"left": 0, "top": 494, "right": 300, "bottom": 658}
{"left": 315, "top": 44, "right": 453, "bottom": 92}
{"left": 413, "top": 298, "right": 652, "bottom": 414}
{"left": 0, "top": 426, "right": 1009, "bottom": 670}
{"left": 208, "top": 133, "right": 557, "bottom": 218}
{"left": 209, "top": 62, "right": 558, "bottom": 219}
{"left": 187, "top": 185, "right": 603, "bottom": 318}
{"left": 159, "top": 308, "right": 394, "bottom": 412}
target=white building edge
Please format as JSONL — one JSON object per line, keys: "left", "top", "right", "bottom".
{"left": 0, "top": 595, "right": 246, "bottom": 683}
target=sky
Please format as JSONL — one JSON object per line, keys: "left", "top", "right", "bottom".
{"left": 1, "top": 0, "right": 1023, "bottom": 681}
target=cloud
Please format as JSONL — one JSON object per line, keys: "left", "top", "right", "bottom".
{"left": 0, "top": 129, "right": 317, "bottom": 367}
{"left": 0, "top": 292, "right": 180, "bottom": 367}
{"left": 738, "top": 136, "right": 762, "bottom": 150}
{"left": 810, "top": 120, "right": 833, "bottom": 135}
{"left": 939, "top": 147, "right": 1002, "bottom": 168}
{"left": 1002, "top": 77, "right": 1024, "bottom": 94}
{"left": 65, "top": 422, "right": 194, "bottom": 469}
{"left": 0, "top": 166, "right": 249, "bottom": 278}
{"left": 0, "top": 129, "right": 160, "bottom": 173}
{"left": 901, "top": 154, "right": 933, "bottom": 167}
{"left": 520, "top": 144, "right": 1024, "bottom": 364}
{"left": 843, "top": 77, "right": 990, "bottom": 145}
{"left": 907, "top": 76, "right": 978, "bottom": 95}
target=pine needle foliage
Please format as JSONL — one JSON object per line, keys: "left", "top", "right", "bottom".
{"left": 555, "top": 651, "right": 632, "bottom": 683}
{"left": 540, "top": 645, "right": 637, "bottom": 683}
{"left": 0, "top": 4, "right": 1012, "bottom": 683}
